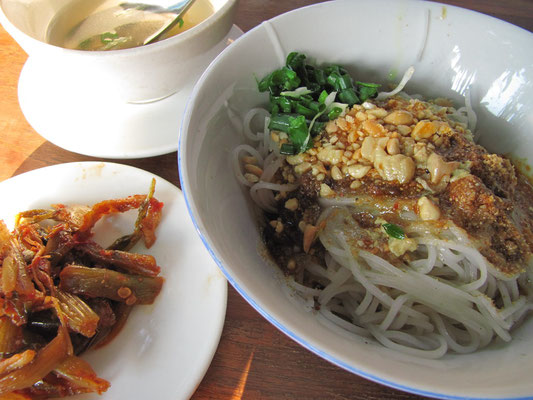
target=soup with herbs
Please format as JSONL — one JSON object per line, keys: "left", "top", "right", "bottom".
{"left": 46, "top": 0, "right": 214, "bottom": 50}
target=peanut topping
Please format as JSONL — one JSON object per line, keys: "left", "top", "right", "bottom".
{"left": 374, "top": 149, "right": 416, "bottom": 184}
{"left": 427, "top": 153, "right": 460, "bottom": 184}
{"left": 278, "top": 95, "right": 472, "bottom": 198}
{"left": 384, "top": 110, "right": 414, "bottom": 125}
{"left": 417, "top": 196, "right": 441, "bottom": 220}
{"left": 320, "top": 183, "right": 335, "bottom": 198}
{"left": 284, "top": 198, "right": 299, "bottom": 211}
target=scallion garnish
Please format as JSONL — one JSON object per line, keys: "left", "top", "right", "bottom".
{"left": 257, "top": 52, "right": 380, "bottom": 154}
{"left": 328, "top": 106, "right": 343, "bottom": 120}
{"left": 280, "top": 143, "right": 297, "bottom": 155}
{"left": 382, "top": 223, "right": 406, "bottom": 240}
{"left": 268, "top": 114, "right": 292, "bottom": 132}
{"left": 78, "top": 38, "right": 91, "bottom": 50}
{"left": 287, "top": 115, "right": 310, "bottom": 151}
{"left": 100, "top": 31, "right": 119, "bottom": 44}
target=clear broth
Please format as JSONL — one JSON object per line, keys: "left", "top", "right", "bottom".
{"left": 47, "top": 0, "right": 214, "bottom": 51}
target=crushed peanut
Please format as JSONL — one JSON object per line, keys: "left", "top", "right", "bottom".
{"left": 417, "top": 196, "right": 441, "bottom": 221}
{"left": 280, "top": 95, "right": 470, "bottom": 198}
{"left": 285, "top": 198, "right": 299, "bottom": 211}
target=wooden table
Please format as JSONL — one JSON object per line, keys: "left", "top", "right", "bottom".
{"left": 1, "top": 1, "right": 532, "bottom": 399}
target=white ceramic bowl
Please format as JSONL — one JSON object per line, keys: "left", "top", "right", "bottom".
{"left": 0, "top": 0, "right": 238, "bottom": 102}
{"left": 179, "top": 1, "right": 533, "bottom": 398}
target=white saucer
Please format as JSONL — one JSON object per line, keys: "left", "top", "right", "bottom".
{"left": 0, "top": 161, "right": 227, "bottom": 399}
{"left": 17, "top": 25, "right": 243, "bottom": 159}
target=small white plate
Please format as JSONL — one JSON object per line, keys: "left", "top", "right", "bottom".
{"left": 17, "top": 25, "right": 243, "bottom": 159}
{"left": 0, "top": 162, "right": 227, "bottom": 399}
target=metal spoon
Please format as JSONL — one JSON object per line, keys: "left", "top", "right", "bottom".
{"left": 120, "top": 1, "right": 184, "bottom": 14}
{"left": 120, "top": 0, "right": 198, "bottom": 45}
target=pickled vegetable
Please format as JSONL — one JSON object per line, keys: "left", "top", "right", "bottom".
{"left": 0, "top": 183, "right": 164, "bottom": 397}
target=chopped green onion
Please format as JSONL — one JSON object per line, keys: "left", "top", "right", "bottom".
{"left": 310, "top": 121, "right": 325, "bottom": 136}
{"left": 271, "top": 96, "right": 292, "bottom": 113}
{"left": 356, "top": 81, "right": 381, "bottom": 88}
{"left": 258, "top": 52, "right": 380, "bottom": 154}
{"left": 78, "top": 38, "right": 91, "bottom": 50}
{"left": 280, "top": 87, "right": 313, "bottom": 98}
{"left": 280, "top": 143, "right": 296, "bottom": 155}
{"left": 328, "top": 107, "right": 343, "bottom": 120}
{"left": 318, "top": 90, "right": 329, "bottom": 104}
{"left": 286, "top": 51, "right": 306, "bottom": 71}
{"left": 307, "top": 101, "right": 322, "bottom": 113}
{"left": 338, "top": 88, "right": 360, "bottom": 105}
{"left": 100, "top": 32, "right": 118, "bottom": 44}
{"left": 294, "top": 103, "right": 315, "bottom": 119}
{"left": 326, "top": 72, "right": 346, "bottom": 90}
{"left": 313, "top": 69, "right": 326, "bottom": 86}
{"left": 327, "top": 102, "right": 348, "bottom": 118}
{"left": 288, "top": 115, "right": 310, "bottom": 153}
{"left": 356, "top": 81, "right": 381, "bottom": 102}
{"left": 258, "top": 67, "right": 301, "bottom": 94}
{"left": 268, "top": 114, "right": 292, "bottom": 133}
{"left": 358, "top": 86, "right": 379, "bottom": 102}
{"left": 382, "top": 223, "right": 406, "bottom": 240}
{"left": 339, "top": 74, "right": 353, "bottom": 90}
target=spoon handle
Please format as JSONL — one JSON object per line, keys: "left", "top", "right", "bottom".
{"left": 143, "top": 0, "right": 197, "bottom": 45}
{"left": 119, "top": 0, "right": 188, "bottom": 14}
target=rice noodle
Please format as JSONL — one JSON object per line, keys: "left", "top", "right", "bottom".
{"left": 375, "top": 67, "right": 415, "bottom": 101}
{"left": 243, "top": 107, "right": 270, "bottom": 142}
{"left": 232, "top": 77, "right": 532, "bottom": 359}
{"left": 279, "top": 202, "right": 532, "bottom": 358}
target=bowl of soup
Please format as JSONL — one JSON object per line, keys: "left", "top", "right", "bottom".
{"left": 0, "top": 0, "right": 238, "bottom": 102}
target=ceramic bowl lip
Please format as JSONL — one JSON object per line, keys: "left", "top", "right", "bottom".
{"left": 178, "top": 1, "right": 533, "bottom": 399}
{"left": 0, "top": 0, "right": 237, "bottom": 58}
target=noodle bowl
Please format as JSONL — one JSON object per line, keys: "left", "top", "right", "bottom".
{"left": 233, "top": 79, "right": 533, "bottom": 359}
{"left": 179, "top": 1, "right": 533, "bottom": 396}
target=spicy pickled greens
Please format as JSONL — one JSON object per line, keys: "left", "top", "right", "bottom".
{"left": 0, "top": 180, "right": 164, "bottom": 398}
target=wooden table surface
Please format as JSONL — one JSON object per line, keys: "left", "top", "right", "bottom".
{"left": 1, "top": 0, "right": 532, "bottom": 399}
